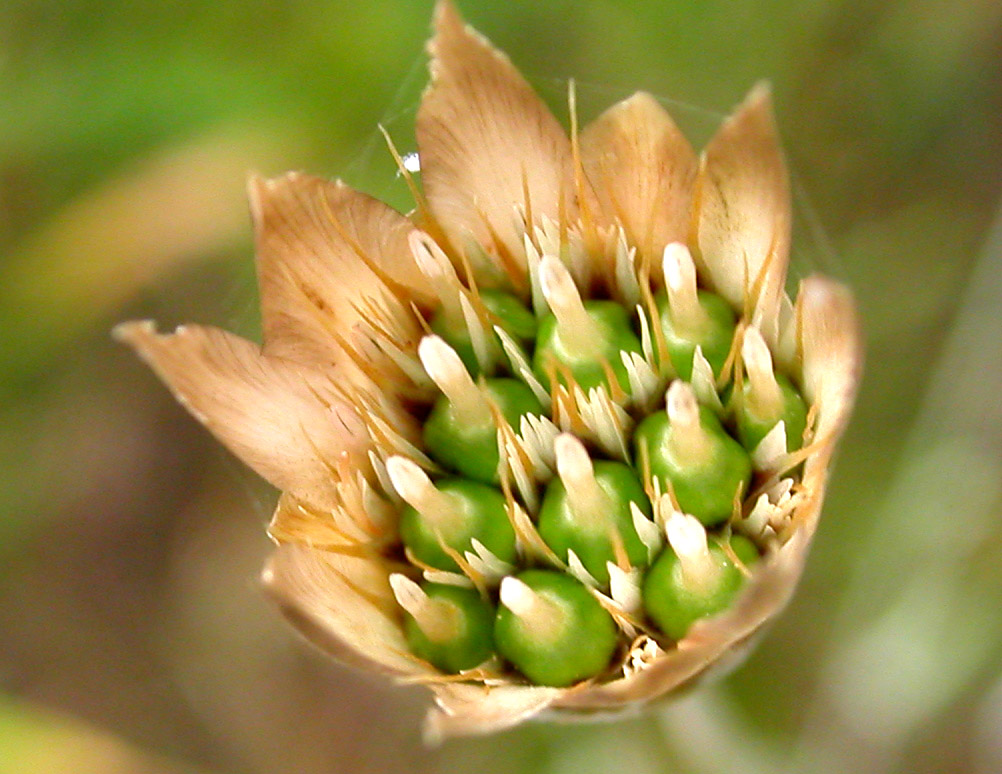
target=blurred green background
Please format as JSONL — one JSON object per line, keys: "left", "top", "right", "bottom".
{"left": 2, "top": 0, "right": 1002, "bottom": 772}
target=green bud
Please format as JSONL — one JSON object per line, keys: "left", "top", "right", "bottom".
{"left": 495, "top": 570, "right": 618, "bottom": 687}
{"left": 423, "top": 377, "right": 544, "bottom": 484}
{"left": 734, "top": 327, "right": 807, "bottom": 453}
{"left": 633, "top": 381, "right": 752, "bottom": 526}
{"left": 534, "top": 300, "right": 642, "bottom": 392}
{"left": 533, "top": 255, "right": 641, "bottom": 393}
{"left": 430, "top": 289, "right": 536, "bottom": 376}
{"left": 392, "top": 577, "right": 495, "bottom": 673}
{"left": 392, "top": 465, "right": 517, "bottom": 572}
{"left": 538, "top": 434, "right": 652, "bottom": 585}
{"left": 643, "top": 519, "right": 758, "bottom": 640}
{"left": 657, "top": 289, "right": 736, "bottom": 381}
{"left": 735, "top": 373, "right": 807, "bottom": 453}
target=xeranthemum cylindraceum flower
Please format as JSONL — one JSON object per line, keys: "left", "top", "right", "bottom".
{"left": 117, "top": 0, "right": 861, "bottom": 741}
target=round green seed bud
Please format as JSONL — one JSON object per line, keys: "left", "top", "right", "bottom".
{"left": 633, "top": 382, "right": 752, "bottom": 526}
{"left": 398, "top": 477, "right": 517, "bottom": 572}
{"left": 538, "top": 435, "right": 652, "bottom": 585}
{"left": 735, "top": 373, "right": 808, "bottom": 453}
{"left": 430, "top": 290, "right": 536, "bottom": 376}
{"left": 734, "top": 327, "right": 808, "bottom": 454}
{"left": 656, "top": 289, "right": 736, "bottom": 381}
{"left": 643, "top": 525, "right": 758, "bottom": 640}
{"left": 495, "top": 570, "right": 618, "bottom": 687}
{"left": 534, "top": 300, "right": 642, "bottom": 392}
{"left": 532, "top": 256, "right": 641, "bottom": 393}
{"left": 482, "top": 289, "right": 537, "bottom": 343}
{"left": 394, "top": 578, "right": 495, "bottom": 673}
{"left": 423, "top": 377, "right": 544, "bottom": 483}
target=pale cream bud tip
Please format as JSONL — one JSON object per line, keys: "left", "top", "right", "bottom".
{"left": 665, "top": 511, "right": 719, "bottom": 589}
{"left": 663, "top": 242, "right": 705, "bottom": 331}
{"left": 538, "top": 256, "right": 600, "bottom": 355}
{"left": 499, "top": 576, "right": 540, "bottom": 619}
{"left": 417, "top": 335, "right": 490, "bottom": 424}
{"left": 666, "top": 380, "right": 700, "bottom": 428}
{"left": 385, "top": 455, "right": 459, "bottom": 529}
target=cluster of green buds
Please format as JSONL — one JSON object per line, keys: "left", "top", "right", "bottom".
{"left": 384, "top": 239, "right": 808, "bottom": 687}
{"left": 119, "top": 0, "right": 861, "bottom": 737}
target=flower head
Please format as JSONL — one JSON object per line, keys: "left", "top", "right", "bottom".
{"left": 117, "top": 0, "right": 861, "bottom": 741}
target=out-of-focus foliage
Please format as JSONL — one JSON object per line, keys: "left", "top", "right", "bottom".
{"left": 1, "top": 1, "right": 1001, "bottom": 773}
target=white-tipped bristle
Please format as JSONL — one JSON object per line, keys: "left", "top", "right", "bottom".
{"left": 614, "top": 230, "right": 641, "bottom": 307}
{"left": 554, "top": 433, "right": 609, "bottom": 527}
{"left": 752, "top": 420, "right": 788, "bottom": 471}
{"left": 690, "top": 346, "right": 724, "bottom": 411}
{"left": 418, "top": 335, "right": 490, "bottom": 425}
{"left": 607, "top": 563, "right": 642, "bottom": 613}
{"left": 389, "top": 572, "right": 428, "bottom": 617}
{"left": 742, "top": 326, "right": 783, "bottom": 417}
{"left": 466, "top": 539, "right": 515, "bottom": 581}
{"left": 385, "top": 455, "right": 459, "bottom": 529}
{"left": 566, "top": 549, "right": 600, "bottom": 587}
{"left": 523, "top": 233, "right": 548, "bottom": 318}
{"left": 386, "top": 455, "right": 432, "bottom": 504}
{"left": 630, "top": 501, "right": 663, "bottom": 559}
{"left": 662, "top": 242, "right": 705, "bottom": 332}
{"left": 665, "top": 511, "right": 719, "bottom": 590}
{"left": 538, "top": 255, "right": 600, "bottom": 356}
{"left": 459, "top": 293, "right": 493, "bottom": 373}
{"left": 409, "top": 230, "right": 455, "bottom": 282}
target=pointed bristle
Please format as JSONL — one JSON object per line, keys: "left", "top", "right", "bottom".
{"left": 410, "top": 230, "right": 456, "bottom": 283}
{"left": 389, "top": 572, "right": 428, "bottom": 617}
{"left": 607, "top": 563, "right": 642, "bottom": 613}
{"left": 630, "top": 501, "right": 662, "bottom": 558}
{"left": 554, "top": 432, "right": 594, "bottom": 486}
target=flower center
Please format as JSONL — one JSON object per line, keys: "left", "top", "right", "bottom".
{"left": 385, "top": 235, "right": 808, "bottom": 686}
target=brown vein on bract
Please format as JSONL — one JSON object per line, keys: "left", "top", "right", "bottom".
{"left": 598, "top": 359, "right": 627, "bottom": 404}
{"left": 639, "top": 274, "right": 670, "bottom": 373}
{"left": 717, "top": 316, "right": 741, "bottom": 387}
{"left": 318, "top": 188, "right": 418, "bottom": 305}
{"left": 568, "top": 80, "right": 600, "bottom": 257}
{"left": 475, "top": 203, "right": 527, "bottom": 292}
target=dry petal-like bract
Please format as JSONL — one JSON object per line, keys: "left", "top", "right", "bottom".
{"left": 120, "top": 0, "right": 861, "bottom": 741}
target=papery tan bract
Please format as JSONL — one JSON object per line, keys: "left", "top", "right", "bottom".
{"left": 118, "top": 0, "right": 861, "bottom": 741}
